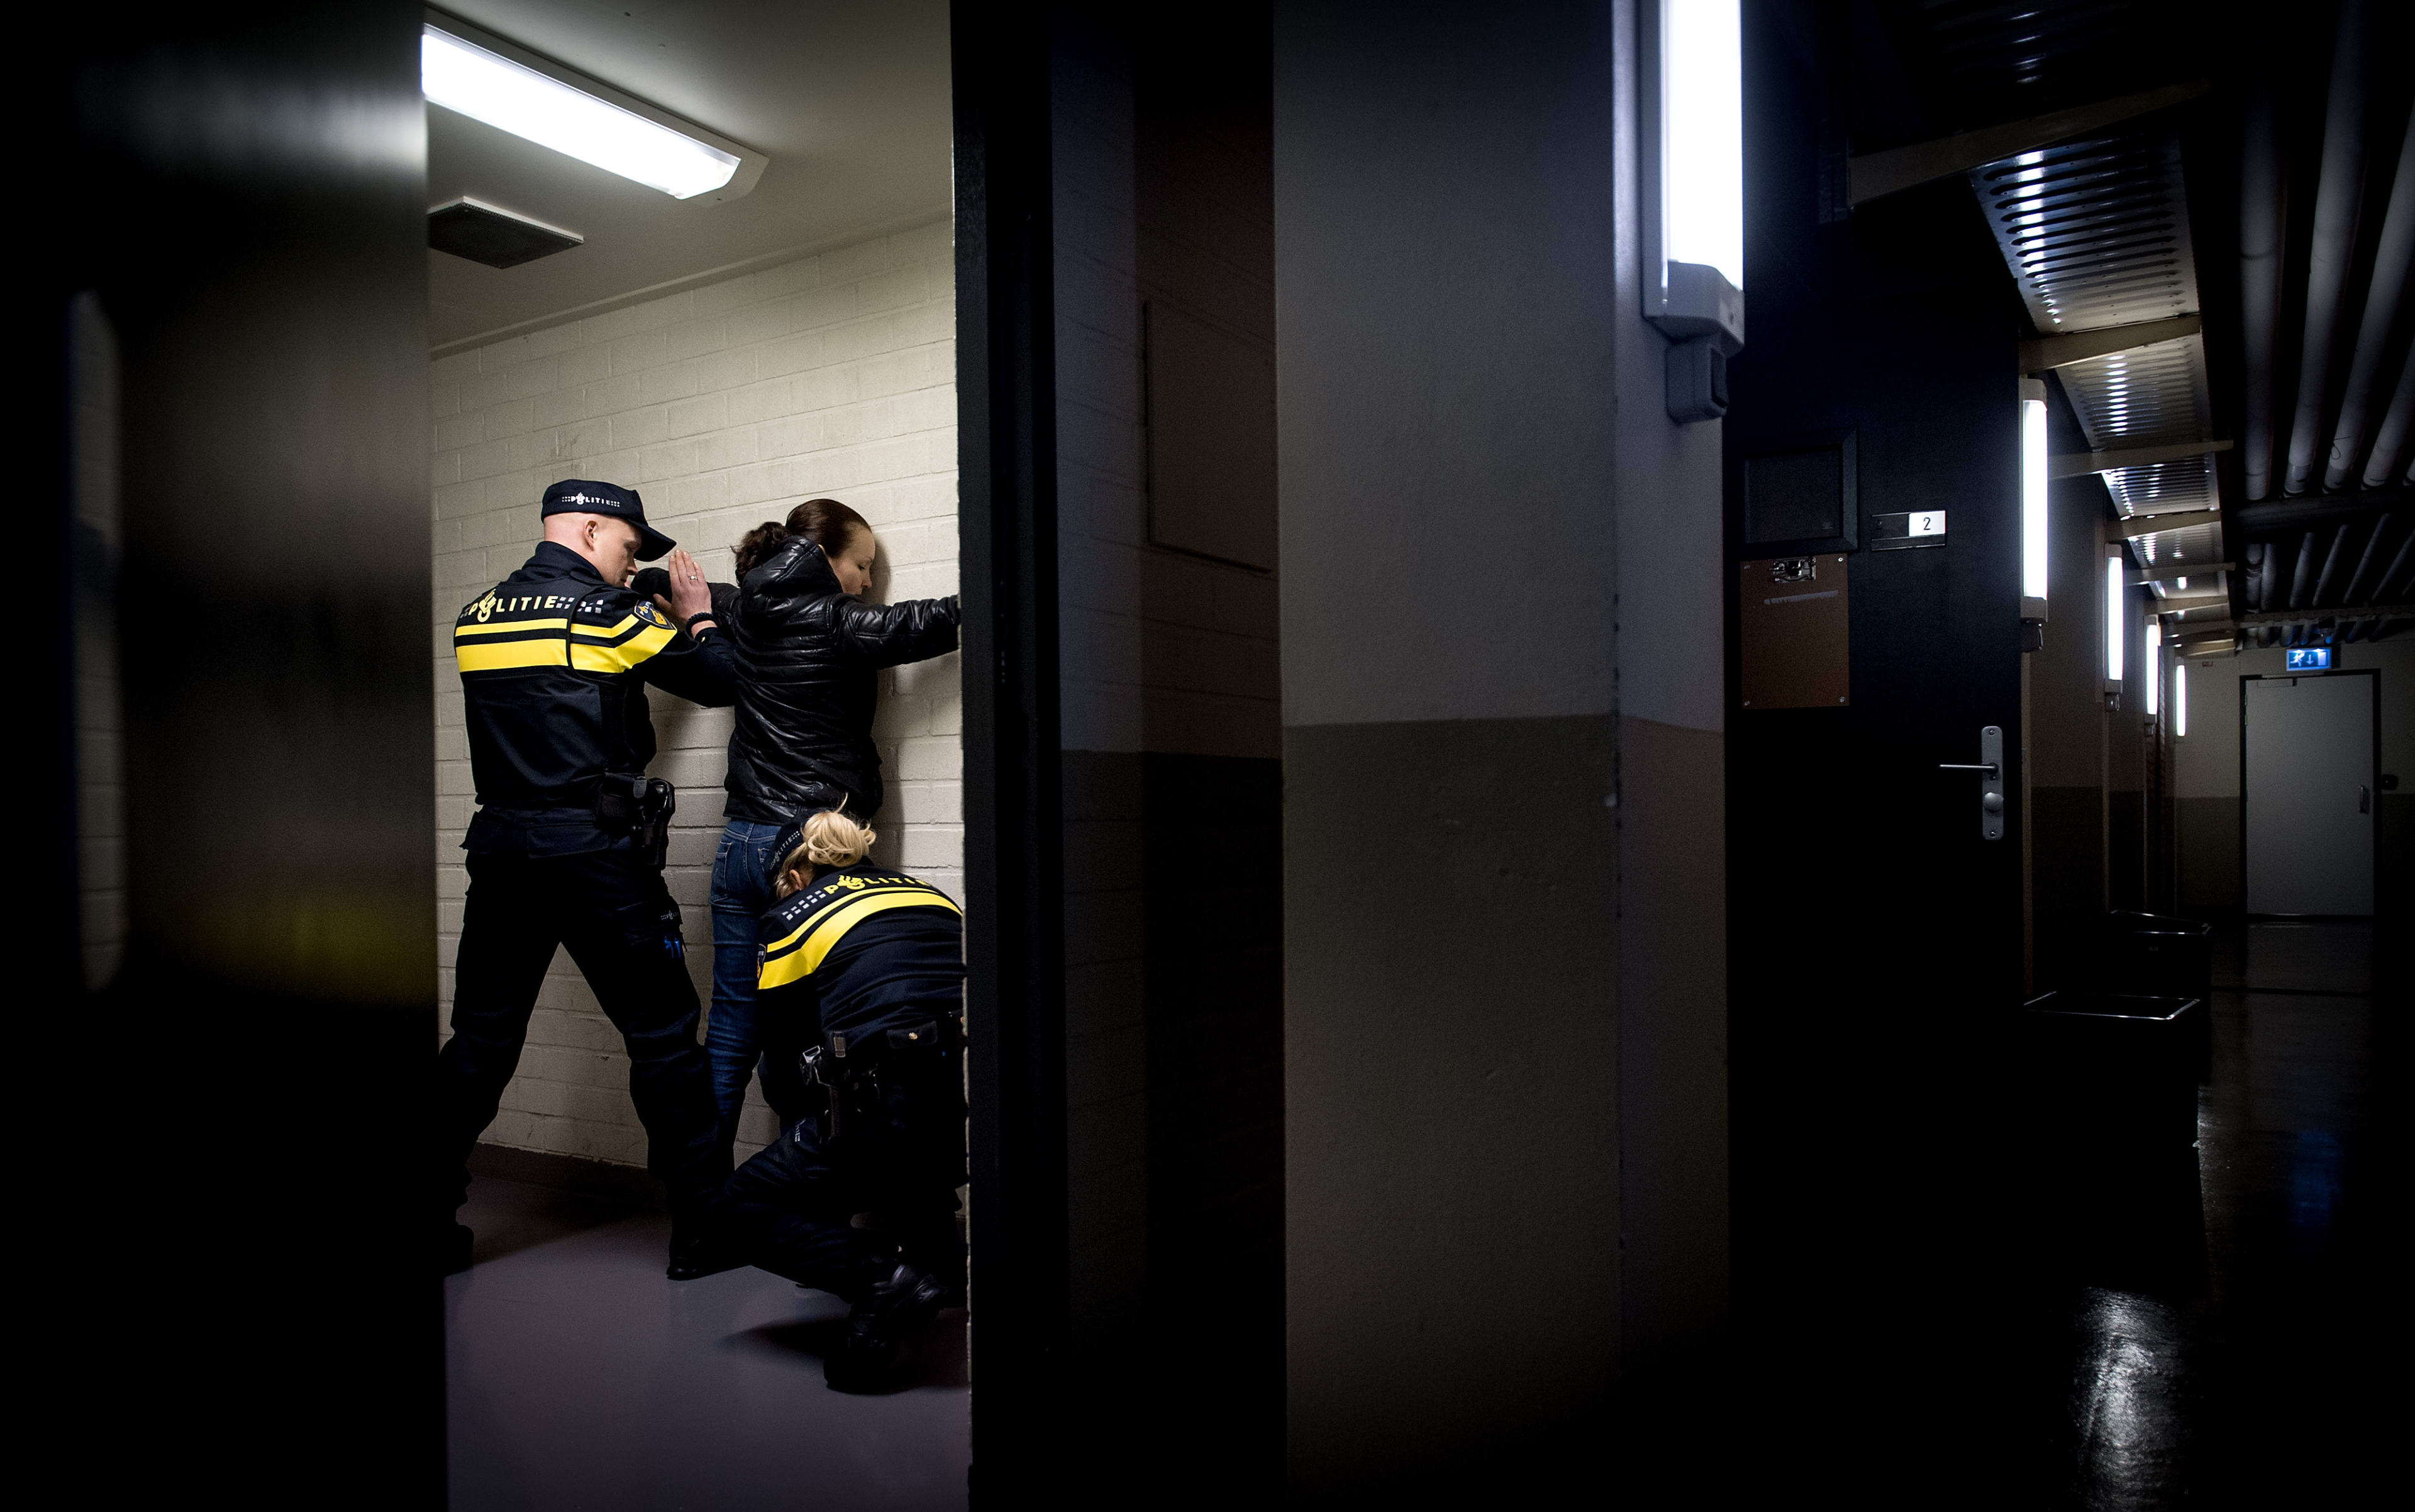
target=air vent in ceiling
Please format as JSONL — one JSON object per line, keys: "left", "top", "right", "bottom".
{"left": 1972, "top": 133, "right": 2199, "bottom": 334}
{"left": 428, "top": 197, "right": 583, "bottom": 269}
{"left": 1974, "top": 131, "right": 2221, "bottom": 592}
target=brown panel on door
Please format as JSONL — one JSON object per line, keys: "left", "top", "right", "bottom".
{"left": 1740, "top": 554, "right": 1850, "bottom": 708}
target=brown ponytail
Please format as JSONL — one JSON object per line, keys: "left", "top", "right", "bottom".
{"left": 735, "top": 498, "right": 872, "bottom": 581}
{"left": 735, "top": 521, "right": 792, "bottom": 580}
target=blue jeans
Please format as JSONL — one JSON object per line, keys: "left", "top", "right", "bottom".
{"left": 709, "top": 820, "right": 811, "bottom": 1150}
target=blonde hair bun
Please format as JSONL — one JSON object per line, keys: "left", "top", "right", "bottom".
{"left": 801, "top": 808, "right": 876, "bottom": 869}
{"left": 773, "top": 808, "right": 877, "bottom": 898}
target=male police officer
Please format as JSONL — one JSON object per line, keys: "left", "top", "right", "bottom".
{"left": 439, "top": 479, "right": 738, "bottom": 1278}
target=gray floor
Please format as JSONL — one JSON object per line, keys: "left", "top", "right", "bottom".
{"left": 448, "top": 1177, "right": 970, "bottom": 1511}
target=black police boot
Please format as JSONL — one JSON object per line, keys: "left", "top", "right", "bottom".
{"left": 442, "top": 1223, "right": 474, "bottom": 1276}
{"left": 666, "top": 1210, "right": 744, "bottom": 1281}
{"left": 825, "top": 1259, "right": 953, "bottom": 1393}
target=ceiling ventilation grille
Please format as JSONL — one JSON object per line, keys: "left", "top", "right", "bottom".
{"left": 1972, "top": 133, "right": 2199, "bottom": 333}
{"left": 1974, "top": 130, "right": 2219, "bottom": 598}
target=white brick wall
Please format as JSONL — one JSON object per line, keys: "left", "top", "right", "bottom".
{"left": 429, "top": 219, "right": 960, "bottom": 1165}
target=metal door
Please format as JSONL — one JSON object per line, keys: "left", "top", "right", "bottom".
{"left": 2245, "top": 672, "right": 2377, "bottom": 916}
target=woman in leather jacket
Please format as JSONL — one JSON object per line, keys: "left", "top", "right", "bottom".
{"left": 705, "top": 498, "right": 961, "bottom": 1153}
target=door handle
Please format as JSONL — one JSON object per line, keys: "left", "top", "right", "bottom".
{"left": 1943, "top": 726, "right": 2006, "bottom": 841}
{"left": 2361, "top": 786, "right": 2372, "bottom": 814}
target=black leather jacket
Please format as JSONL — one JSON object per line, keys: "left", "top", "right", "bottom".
{"left": 723, "top": 538, "right": 960, "bottom": 823}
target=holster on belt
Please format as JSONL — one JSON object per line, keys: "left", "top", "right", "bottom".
{"left": 592, "top": 772, "right": 676, "bottom": 868}
{"left": 797, "top": 1015, "right": 962, "bottom": 1144}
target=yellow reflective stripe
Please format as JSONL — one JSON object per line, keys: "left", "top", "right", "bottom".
{"left": 802, "top": 891, "right": 959, "bottom": 973}
{"left": 569, "top": 621, "right": 675, "bottom": 672}
{"left": 455, "top": 638, "right": 569, "bottom": 672}
{"left": 763, "top": 882, "right": 936, "bottom": 957}
{"left": 756, "top": 888, "right": 962, "bottom": 991}
{"left": 759, "top": 943, "right": 814, "bottom": 991}
{"left": 572, "top": 613, "right": 640, "bottom": 640}
{"left": 456, "top": 617, "right": 569, "bottom": 638}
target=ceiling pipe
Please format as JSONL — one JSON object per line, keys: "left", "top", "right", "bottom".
{"left": 2241, "top": 86, "right": 2285, "bottom": 501}
{"left": 2311, "top": 523, "right": 2351, "bottom": 605}
{"left": 2364, "top": 348, "right": 2415, "bottom": 486}
{"left": 2288, "top": 530, "right": 2320, "bottom": 607}
{"left": 2339, "top": 514, "right": 2394, "bottom": 604}
{"left": 2326, "top": 108, "right": 2415, "bottom": 488}
{"left": 2245, "top": 541, "right": 2268, "bottom": 608}
{"left": 2284, "top": 0, "right": 2371, "bottom": 496}
{"left": 2377, "top": 523, "right": 2415, "bottom": 601}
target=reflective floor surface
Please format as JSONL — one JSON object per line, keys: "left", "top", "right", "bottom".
{"left": 449, "top": 921, "right": 2390, "bottom": 1507}
{"left": 448, "top": 1179, "right": 969, "bottom": 1511}
{"left": 1694, "top": 918, "right": 2397, "bottom": 1508}
{"left": 2016, "top": 920, "right": 2388, "bottom": 1508}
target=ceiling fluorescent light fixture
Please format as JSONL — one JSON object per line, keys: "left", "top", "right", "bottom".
{"left": 421, "top": 12, "right": 766, "bottom": 201}
{"left": 1643, "top": 0, "right": 1744, "bottom": 422}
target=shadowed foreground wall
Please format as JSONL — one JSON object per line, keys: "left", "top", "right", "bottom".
{"left": 53, "top": 3, "right": 439, "bottom": 1497}
{"left": 1276, "top": 0, "right": 1727, "bottom": 1491}
{"left": 1283, "top": 717, "right": 1621, "bottom": 1477}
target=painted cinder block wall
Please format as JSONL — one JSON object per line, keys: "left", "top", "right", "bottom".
{"left": 428, "top": 220, "right": 960, "bottom": 1164}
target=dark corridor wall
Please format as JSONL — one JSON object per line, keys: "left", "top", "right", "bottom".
{"left": 1060, "top": 751, "right": 1284, "bottom": 1469}
{"left": 2030, "top": 481, "right": 2114, "bottom": 979}
{"left": 1047, "top": 7, "right": 1288, "bottom": 1492}
{"left": 40, "top": 3, "right": 437, "bottom": 1497}
{"left": 1726, "top": 0, "right": 2029, "bottom": 1431}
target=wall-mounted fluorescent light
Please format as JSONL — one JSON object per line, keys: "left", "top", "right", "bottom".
{"left": 2105, "top": 550, "right": 2126, "bottom": 686}
{"left": 2145, "top": 619, "right": 2161, "bottom": 716}
{"left": 1643, "top": 0, "right": 1744, "bottom": 422}
{"left": 422, "top": 13, "right": 767, "bottom": 202}
{"left": 2174, "top": 663, "right": 2187, "bottom": 737}
{"left": 2021, "top": 379, "right": 2049, "bottom": 621}
{"left": 1664, "top": 0, "right": 1742, "bottom": 293}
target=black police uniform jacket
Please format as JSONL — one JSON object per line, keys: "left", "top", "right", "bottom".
{"left": 755, "top": 863, "right": 965, "bottom": 1045}
{"left": 453, "top": 541, "right": 740, "bottom": 854}
{"left": 723, "top": 537, "right": 961, "bottom": 824}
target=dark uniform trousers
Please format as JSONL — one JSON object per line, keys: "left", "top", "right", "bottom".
{"left": 714, "top": 1048, "right": 966, "bottom": 1299}
{"left": 439, "top": 837, "right": 727, "bottom": 1215}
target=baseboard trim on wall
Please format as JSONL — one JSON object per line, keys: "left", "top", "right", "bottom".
{"left": 469, "top": 1143, "right": 660, "bottom": 1205}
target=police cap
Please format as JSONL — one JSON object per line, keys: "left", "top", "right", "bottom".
{"left": 541, "top": 478, "right": 675, "bottom": 561}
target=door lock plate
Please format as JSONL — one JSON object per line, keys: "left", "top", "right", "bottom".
{"left": 1977, "top": 725, "right": 2004, "bottom": 840}
{"left": 1939, "top": 727, "right": 2006, "bottom": 840}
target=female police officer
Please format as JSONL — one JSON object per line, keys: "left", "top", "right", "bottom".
{"left": 713, "top": 806, "right": 967, "bottom": 1392}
